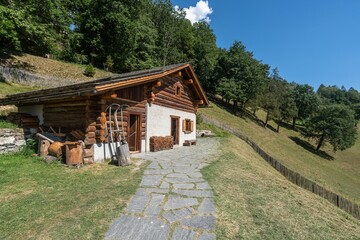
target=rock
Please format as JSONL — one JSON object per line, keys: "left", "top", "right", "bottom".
{"left": 163, "top": 208, "right": 193, "bottom": 223}
{"left": 173, "top": 189, "right": 213, "bottom": 198}
{"left": 180, "top": 216, "right": 216, "bottom": 230}
{"left": 43, "top": 155, "right": 58, "bottom": 164}
{"left": 105, "top": 215, "right": 170, "bottom": 240}
{"left": 198, "top": 198, "right": 216, "bottom": 215}
{"left": 172, "top": 227, "right": 197, "bottom": 240}
{"left": 164, "top": 196, "right": 198, "bottom": 211}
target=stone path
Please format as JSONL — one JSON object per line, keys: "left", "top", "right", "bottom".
{"left": 105, "top": 138, "right": 220, "bottom": 240}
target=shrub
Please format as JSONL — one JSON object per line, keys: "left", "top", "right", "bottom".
{"left": 83, "top": 64, "right": 96, "bottom": 77}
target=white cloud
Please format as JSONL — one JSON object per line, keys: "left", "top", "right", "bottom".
{"left": 177, "top": 1, "right": 213, "bottom": 24}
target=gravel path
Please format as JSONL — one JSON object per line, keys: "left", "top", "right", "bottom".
{"left": 105, "top": 138, "right": 220, "bottom": 240}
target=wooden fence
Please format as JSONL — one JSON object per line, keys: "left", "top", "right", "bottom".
{"left": 202, "top": 115, "right": 360, "bottom": 220}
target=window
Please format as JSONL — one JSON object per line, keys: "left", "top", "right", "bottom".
{"left": 175, "top": 84, "right": 181, "bottom": 97}
{"left": 183, "top": 118, "right": 194, "bottom": 133}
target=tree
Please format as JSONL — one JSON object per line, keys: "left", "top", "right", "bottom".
{"left": 304, "top": 104, "right": 357, "bottom": 152}
{"left": 0, "top": 0, "right": 72, "bottom": 55}
{"left": 260, "top": 77, "right": 282, "bottom": 128}
{"left": 292, "top": 83, "right": 319, "bottom": 128}
{"left": 277, "top": 85, "right": 298, "bottom": 132}
{"left": 192, "top": 22, "right": 218, "bottom": 91}
{"left": 214, "top": 41, "right": 269, "bottom": 109}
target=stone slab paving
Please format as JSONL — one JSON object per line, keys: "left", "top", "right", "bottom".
{"left": 105, "top": 138, "right": 220, "bottom": 240}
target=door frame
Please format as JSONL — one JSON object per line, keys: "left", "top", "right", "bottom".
{"left": 127, "top": 112, "right": 142, "bottom": 152}
{"left": 170, "top": 115, "right": 180, "bottom": 145}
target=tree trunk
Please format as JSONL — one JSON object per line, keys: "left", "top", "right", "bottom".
{"left": 316, "top": 133, "right": 325, "bottom": 152}
{"left": 265, "top": 111, "right": 270, "bottom": 128}
{"left": 276, "top": 122, "right": 280, "bottom": 133}
{"left": 233, "top": 100, "right": 237, "bottom": 112}
{"left": 292, "top": 117, "right": 297, "bottom": 129}
{"left": 253, "top": 108, "right": 256, "bottom": 116}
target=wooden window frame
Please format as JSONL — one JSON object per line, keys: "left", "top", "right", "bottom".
{"left": 182, "top": 118, "right": 194, "bottom": 134}
{"left": 174, "top": 83, "right": 182, "bottom": 97}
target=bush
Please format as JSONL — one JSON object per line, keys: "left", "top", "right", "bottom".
{"left": 83, "top": 64, "right": 96, "bottom": 77}
{"left": 196, "top": 113, "right": 203, "bottom": 124}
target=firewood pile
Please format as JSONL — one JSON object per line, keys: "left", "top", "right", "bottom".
{"left": 150, "top": 136, "right": 174, "bottom": 152}
{"left": 7, "top": 112, "right": 39, "bottom": 128}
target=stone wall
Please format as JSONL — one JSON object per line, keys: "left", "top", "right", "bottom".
{"left": 0, "top": 128, "right": 26, "bottom": 153}
{"left": 0, "top": 66, "right": 78, "bottom": 88}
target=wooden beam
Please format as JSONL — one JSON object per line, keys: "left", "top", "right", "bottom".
{"left": 155, "top": 81, "right": 162, "bottom": 87}
{"left": 184, "top": 79, "right": 193, "bottom": 85}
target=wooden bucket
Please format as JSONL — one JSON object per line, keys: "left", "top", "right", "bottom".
{"left": 64, "top": 142, "right": 83, "bottom": 165}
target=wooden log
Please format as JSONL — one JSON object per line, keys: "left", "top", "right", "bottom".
{"left": 38, "top": 139, "right": 50, "bottom": 157}
{"left": 85, "top": 125, "right": 97, "bottom": 132}
{"left": 84, "top": 138, "right": 97, "bottom": 145}
{"left": 85, "top": 132, "right": 96, "bottom": 138}
{"left": 36, "top": 133, "right": 55, "bottom": 143}
{"left": 83, "top": 149, "right": 94, "bottom": 158}
{"left": 48, "top": 142, "right": 64, "bottom": 158}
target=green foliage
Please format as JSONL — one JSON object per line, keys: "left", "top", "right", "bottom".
{"left": 305, "top": 104, "right": 357, "bottom": 151}
{"left": 0, "top": 119, "right": 17, "bottom": 129}
{"left": 293, "top": 84, "right": 319, "bottom": 122}
{"left": 104, "top": 55, "right": 114, "bottom": 71}
{"left": 192, "top": 22, "right": 218, "bottom": 91}
{"left": 83, "top": 64, "right": 96, "bottom": 77}
{"left": 215, "top": 41, "right": 269, "bottom": 108}
{"left": 0, "top": 0, "right": 72, "bottom": 55}
{"left": 196, "top": 113, "right": 203, "bottom": 124}
{"left": 19, "top": 138, "right": 37, "bottom": 155}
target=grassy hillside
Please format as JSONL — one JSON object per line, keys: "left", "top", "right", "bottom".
{"left": 0, "top": 49, "right": 112, "bottom": 82}
{"left": 199, "top": 101, "right": 360, "bottom": 204}
{"left": 202, "top": 133, "right": 360, "bottom": 239}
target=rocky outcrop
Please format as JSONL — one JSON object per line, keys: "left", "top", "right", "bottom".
{"left": 0, "top": 66, "right": 78, "bottom": 88}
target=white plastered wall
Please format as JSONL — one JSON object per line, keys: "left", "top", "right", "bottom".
{"left": 18, "top": 105, "right": 44, "bottom": 124}
{"left": 145, "top": 103, "right": 196, "bottom": 152}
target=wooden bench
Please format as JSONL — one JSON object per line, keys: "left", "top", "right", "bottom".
{"left": 183, "top": 140, "right": 197, "bottom": 146}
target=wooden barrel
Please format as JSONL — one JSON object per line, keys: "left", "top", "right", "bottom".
{"left": 48, "top": 142, "right": 64, "bottom": 158}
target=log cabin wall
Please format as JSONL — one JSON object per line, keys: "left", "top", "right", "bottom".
{"left": 153, "top": 75, "right": 197, "bottom": 114}
{"left": 43, "top": 98, "right": 88, "bottom": 131}
{"left": 88, "top": 85, "right": 148, "bottom": 146}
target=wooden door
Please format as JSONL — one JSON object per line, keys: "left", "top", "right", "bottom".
{"left": 128, "top": 114, "right": 141, "bottom": 152}
{"left": 171, "top": 116, "right": 180, "bottom": 145}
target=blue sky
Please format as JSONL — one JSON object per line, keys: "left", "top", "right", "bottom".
{"left": 172, "top": 0, "right": 360, "bottom": 91}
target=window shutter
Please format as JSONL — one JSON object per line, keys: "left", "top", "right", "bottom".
{"left": 182, "top": 119, "right": 186, "bottom": 132}
{"left": 190, "top": 120, "right": 194, "bottom": 132}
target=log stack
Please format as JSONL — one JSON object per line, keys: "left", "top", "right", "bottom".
{"left": 7, "top": 112, "right": 39, "bottom": 128}
{"left": 150, "top": 136, "right": 174, "bottom": 152}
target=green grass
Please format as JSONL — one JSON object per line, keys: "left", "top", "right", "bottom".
{"left": 1, "top": 49, "right": 112, "bottom": 82}
{"left": 202, "top": 134, "right": 360, "bottom": 239}
{"left": 0, "top": 152, "right": 144, "bottom": 240}
{"left": 199, "top": 101, "right": 360, "bottom": 204}
{"left": 0, "top": 119, "right": 17, "bottom": 128}
{"left": 0, "top": 82, "right": 39, "bottom": 97}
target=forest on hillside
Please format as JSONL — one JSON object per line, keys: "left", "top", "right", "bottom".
{"left": 0, "top": 0, "right": 359, "bottom": 152}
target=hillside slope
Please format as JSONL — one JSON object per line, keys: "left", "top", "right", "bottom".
{"left": 202, "top": 134, "right": 360, "bottom": 239}
{"left": 199, "top": 101, "right": 360, "bottom": 204}
{"left": 0, "top": 50, "right": 112, "bottom": 83}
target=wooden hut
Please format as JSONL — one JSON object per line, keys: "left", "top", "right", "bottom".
{"left": 0, "top": 63, "right": 209, "bottom": 162}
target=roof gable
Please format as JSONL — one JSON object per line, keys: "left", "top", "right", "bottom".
{"left": 0, "top": 63, "right": 209, "bottom": 106}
